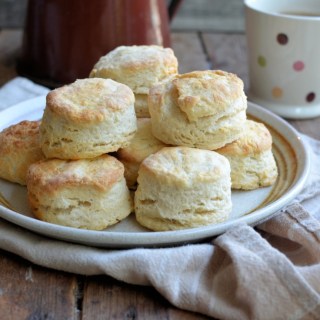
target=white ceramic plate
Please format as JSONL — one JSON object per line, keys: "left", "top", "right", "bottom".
{"left": 0, "top": 96, "right": 310, "bottom": 248}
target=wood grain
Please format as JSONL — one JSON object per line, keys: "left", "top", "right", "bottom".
{"left": 0, "top": 249, "right": 79, "bottom": 320}
{"left": 170, "top": 0, "right": 245, "bottom": 32}
{"left": 171, "top": 32, "right": 210, "bottom": 73}
{"left": 288, "top": 118, "right": 320, "bottom": 140}
{"left": 81, "top": 276, "right": 210, "bottom": 320}
{"left": 202, "top": 33, "right": 249, "bottom": 90}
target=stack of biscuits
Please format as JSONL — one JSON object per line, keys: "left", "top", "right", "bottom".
{"left": 0, "top": 45, "right": 278, "bottom": 232}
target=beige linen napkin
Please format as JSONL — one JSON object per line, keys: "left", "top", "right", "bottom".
{"left": 0, "top": 78, "right": 320, "bottom": 320}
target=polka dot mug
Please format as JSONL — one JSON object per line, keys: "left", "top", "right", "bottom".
{"left": 245, "top": 0, "right": 320, "bottom": 119}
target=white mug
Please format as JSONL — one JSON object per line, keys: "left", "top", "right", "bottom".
{"left": 245, "top": 0, "right": 320, "bottom": 119}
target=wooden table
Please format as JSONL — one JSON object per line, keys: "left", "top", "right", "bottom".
{"left": 0, "top": 29, "right": 319, "bottom": 320}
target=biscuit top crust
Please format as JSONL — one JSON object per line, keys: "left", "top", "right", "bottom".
{"left": 117, "top": 118, "right": 167, "bottom": 162}
{"left": 172, "top": 70, "right": 245, "bottom": 121}
{"left": 92, "top": 45, "right": 177, "bottom": 71}
{"left": 216, "top": 120, "right": 273, "bottom": 156}
{"left": 89, "top": 45, "right": 178, "bottom": 91}
{"left": 140, "top": 146, "right": 230, "bottom": 187}
{"left": 46, "top": 78, "right": 134, "bottom": 122}
{"left": 0, "top": 120, "right": 41, "bottom": 154}
{"left": 27, "top": 154, "right": 124, "bottom": 192}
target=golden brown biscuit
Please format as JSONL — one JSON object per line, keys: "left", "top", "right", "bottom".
{"left": 0, "top": 120, "right": 45, "bottom": 185}
{"left": 134, "top": 146, "right": 232, "bottom": 231}
{"left": 40, "top": 78, "right": 137, "bottom": 159}
{"left": 149, "top": 70, "right": 247, "bottom": 150}
{"left": 89, "top": 45, "right": 178, "bottom": 94}
{"left": 27, "top": 154, "right": 133, "bottom": 230}
{"left": 216, "top": 120, "right": 278, "bottom": 190}
{"left": 89, "top": 45, "right": 178, "bottom": 117}
{"left": 116, "top": 118, "right": 168, "bottom": 189}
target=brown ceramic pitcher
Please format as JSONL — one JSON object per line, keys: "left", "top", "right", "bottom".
{"left": 17, "top": 0, "right": 182, "bottom": 87}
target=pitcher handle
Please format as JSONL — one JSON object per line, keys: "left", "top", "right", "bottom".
{"left": 168, "top": 0, "right": 183, "bottom": 21}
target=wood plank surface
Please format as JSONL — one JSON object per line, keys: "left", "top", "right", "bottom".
{"left": 81, "top": 276, "right": 210, "bottom": 320}
{"left": 0, "top": 249, "right": 79, "bottom": 320}
{"left": 170, "top": 0, "right": 245, "bottom": 32}
{"left": 171, "top": 32, "right": 210, "bottom": 73}
{"left": 289, "top": 118, "right": 320, "bottom": 140}
{"left": 202, "top": 33, "right": 249, "bottom": 90}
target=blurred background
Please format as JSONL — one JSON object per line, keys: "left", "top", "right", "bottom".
{"left": 0, "top": 0, "right": 247, "bottom": 88}
{"left": 0, "top": 0, "right": 245, "bottom": 32}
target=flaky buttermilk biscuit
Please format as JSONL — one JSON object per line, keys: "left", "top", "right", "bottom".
{"left": 27, "top": 155, "right": 133, "bottom": 230}
{"left": 89, "top": 45, "right": 178, "bottom": 117}
{"left": 0, "top": 120, "right": 45, "bottom": 185}
{"left": 40, "top": 78, "right": 137, "bottom": 159}
{"left": 216, "top": 120, "right": 278, "bottom": 190}
{"left": 149, "top": 70, "right": 247, "bottom": 150}
{"left": 89, "top": 45, "right": 178, "bottom": 94}
{"left": 134, "top": 147, "right": 232, "bottom": 231}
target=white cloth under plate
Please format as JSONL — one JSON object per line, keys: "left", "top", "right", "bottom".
{"left": 0, "top": 77, "right": 50, "bottom": 110}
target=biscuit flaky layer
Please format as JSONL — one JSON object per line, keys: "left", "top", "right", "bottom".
{"left": 134, "top": 94, "right": 150, "bottom": 118}
{"left": 40, "top": 78, "right": 137, "bottom": 159}
{"left": 0, "top": 120, "right": 45, "bottom": 185}
{"left": 89, "top": 45, "right": 178, "bottom": 94}
{"left": 27, "top": 155, "right": 133, "bottom": 230}
{"left": 216, "top": 120, "right": 278, "bottom": 190}
{"left": 134, "top": 147, "right": 232, "bottom": 231}
{"left": 116, "top": 118, "right": 168, "bottom": 189}
{"left": 149, "top": 70, "right": 247, "bottom": 150}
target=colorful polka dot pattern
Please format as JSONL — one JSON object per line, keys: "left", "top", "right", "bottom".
{"left": 257, "top": 55, "right": 266, "bottom": 67}
{"left": 272, "top": 87, "right": 283, "bottom": 98}
{"left": 306, "top": 92, "right": 315, "bottom": 102}
{"left": 258, "top": 32, "right": 316, "bottom": 103}
{"left": 277, "top": 33, "right": 288, "bottom": 45}
{"left": 293, "top": 61, "right": 304, "bottom": 71}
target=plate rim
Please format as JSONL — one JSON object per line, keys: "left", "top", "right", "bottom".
{"left": 0, "top": 97, "right": 311, "bottom": 247}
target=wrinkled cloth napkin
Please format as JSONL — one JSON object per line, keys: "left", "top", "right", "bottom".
{"left": 0, "top": 77, "right": 320, "bottom": 320}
